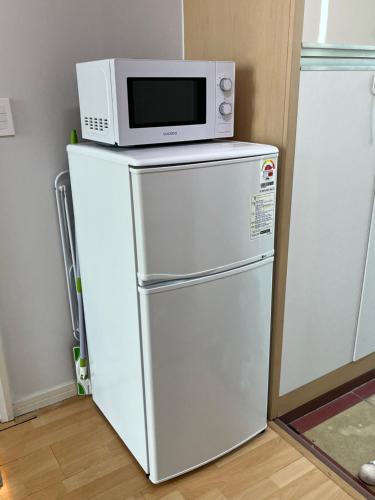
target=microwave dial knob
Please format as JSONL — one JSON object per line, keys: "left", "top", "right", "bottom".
{"left": 219, "top": 102, "right": 232, "bottom": 116}
{"left": 220, "top": 77, "right": 233, "bottom": 92}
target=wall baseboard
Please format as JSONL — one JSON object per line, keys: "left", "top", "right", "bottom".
{"left": 274, "top": 352, "right": 375, "bottom": 418}
{"left": 13, "top": 381, "right": 77, "bottom": 417}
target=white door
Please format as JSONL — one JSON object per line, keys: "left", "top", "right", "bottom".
{"left": 131, "top": 156, "right": 277, "bottom": 284}
{"left": 139, "top": 258, "right": 273, "bottom": 483}
{"left": 303, "top": 0, "right": 375, "bottom": 46}
{"left": 355, "top": 194, "right": 375, "bottom": 360}
{"left": 280, "top": 69, "right": 375, "bottom": 395}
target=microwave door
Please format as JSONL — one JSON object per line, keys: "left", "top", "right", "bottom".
{"left": 127, "top": 77, "right": 207, "bottom": 129}
{"left": 113, "top": 59, "right": 217, "bottom": 146}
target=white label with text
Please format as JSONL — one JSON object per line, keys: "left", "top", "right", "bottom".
{"left": 250, "top": 193, "right": 275, "bottom": 239}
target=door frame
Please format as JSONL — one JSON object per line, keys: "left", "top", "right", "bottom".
{"left": 0, "top": 332, "right": 13, "bottom": 422}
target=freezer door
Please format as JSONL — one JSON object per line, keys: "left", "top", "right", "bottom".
{"left": 131, "top": 156, "right": 277, "bottom": 284}
{"left": 139, "top": 258, "right": 273, "bottom": 483}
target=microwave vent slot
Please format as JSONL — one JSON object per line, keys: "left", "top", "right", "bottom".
{"left": 84, "top": 116, "right": 109, "bottom": 132}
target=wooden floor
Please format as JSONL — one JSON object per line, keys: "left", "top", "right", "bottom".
{"left": 0, "top": 397, "right": 354, "bottom": 499}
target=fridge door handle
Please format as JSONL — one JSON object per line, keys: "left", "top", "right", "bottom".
{"left": 139, "top": 256, "right": 274, "bottom": 295}
{"left": 137, "top": 252, "right": 274, "bottom": 286}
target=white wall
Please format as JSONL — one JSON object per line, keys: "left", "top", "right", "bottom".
{"left": 303, "top": 0, "right": 375, "bottom": 45}
{"left": 0, "top": 0, "right": 183, "bottom": 405}
{"left": 0, "top": 329, "right": 13, "bottom": 421}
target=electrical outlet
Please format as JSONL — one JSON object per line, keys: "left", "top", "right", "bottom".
{"left": 0, "top": 98, "right": 15, "bottom": 136}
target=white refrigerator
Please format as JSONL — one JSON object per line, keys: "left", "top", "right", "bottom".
{"left": 67, "top": 140, "right": 278, "bottom": 483}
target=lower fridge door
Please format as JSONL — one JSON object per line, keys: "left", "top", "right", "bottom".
{"left": 139, "top": 257, "right": 273, "bottom": 483}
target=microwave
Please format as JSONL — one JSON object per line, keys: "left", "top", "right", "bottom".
{"left": 76, "top": 58, "right": 235, "bottom": 147}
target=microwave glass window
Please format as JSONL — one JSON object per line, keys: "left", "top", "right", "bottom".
{"left": 127, "top": 78, "right": 206, "bottom": 128}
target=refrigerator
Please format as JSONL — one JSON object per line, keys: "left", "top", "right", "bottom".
{"left": 67, "top": 140, "right": 278, "bottom": 483}
{"left": 280, "top": 44, "right": 375, "bottom": 396}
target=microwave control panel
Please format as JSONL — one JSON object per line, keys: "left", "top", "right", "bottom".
{"left": 215, "top": 61, "right": 235, "bottom": 137}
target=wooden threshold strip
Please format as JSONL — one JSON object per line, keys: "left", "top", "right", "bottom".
{"left": 280, "top": 368, "right": 375, "bottom": 424}
{"left": 271, "top": 419, "right": 374, "bottom": 500}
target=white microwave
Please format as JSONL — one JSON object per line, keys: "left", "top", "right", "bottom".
{"left": 76, "top": 58, "right": 235, "bottom": 147}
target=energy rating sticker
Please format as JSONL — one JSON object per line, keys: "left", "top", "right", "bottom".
{"left": 260, "top": 159, "right": 276, "bottom": 192}
{"left": 250, "top": 192, "right": 275, "bottom": 239}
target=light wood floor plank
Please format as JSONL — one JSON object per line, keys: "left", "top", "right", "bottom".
{"left": 0, "top": 397, "right": 357, "bottom": 499}
{"left": 27, "top": 480, "right": 67, "bottom": 500}
{"left": 0, "top": 446, "right": 64, "bottom": 498}
{"left": 270, "top": 456, "right": 315, "bottom": 488}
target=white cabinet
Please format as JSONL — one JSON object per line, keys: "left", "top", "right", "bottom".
{"left": 280, "top": 69, "right": 375, "bottom": 395}
{"left": 303, "top": 0, "right": 375, "bottom": 46}
{"left": 355, "top": 197, "right": 375, "bottom": 360}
